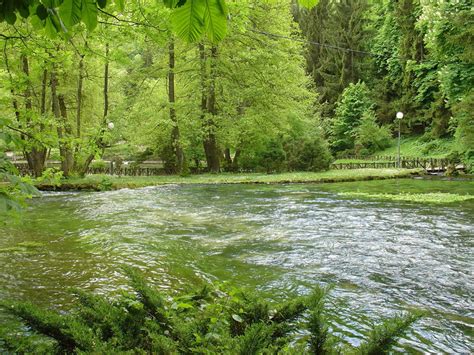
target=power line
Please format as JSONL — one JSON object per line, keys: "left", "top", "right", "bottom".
{"left": 250, "top": 29, "right": 381, "bottom": 58}
{"left": 251, "top": 29, "right": 436, "bottom": 65}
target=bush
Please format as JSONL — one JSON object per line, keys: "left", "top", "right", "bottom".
{"left": 90, "top": 160, "right": 108, "bottom": 170}
{"left": 354, "top": 111, "right": 392, "bottom": 155}
{"left": 286, "top": 135, "right": 333, "bottom": 172}
{"left": 0, "top": 269, "right": 422, "bottom": 354}
{"left": 259, "top": 139, "right": 286, "bottom": 173}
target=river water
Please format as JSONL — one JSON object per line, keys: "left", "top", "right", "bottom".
{"left": 1, "top": 179, "right": 473, "bottom": 352}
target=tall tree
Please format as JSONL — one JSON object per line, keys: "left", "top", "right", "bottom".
{"left": 297, "top": 0, "right": 368, "bottom": 115}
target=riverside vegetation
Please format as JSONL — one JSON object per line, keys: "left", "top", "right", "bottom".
{"left": 0, "top": 268, "right": 421, "bottom": 354}
{"left": 0, "top": 1, "right": 472, "bottom": 353}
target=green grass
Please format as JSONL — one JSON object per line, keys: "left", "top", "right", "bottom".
{"left": 35, "top": 169, "right": 422, "bottom": 191}
{"left": 340, "top": 192, "right": 473, "bottom": 204}
{"left": 373, "top": 136, "right": 455, "bottom": 159}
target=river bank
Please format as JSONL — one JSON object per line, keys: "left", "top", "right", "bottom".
{"left": 36, "top": 168, "right": 423, "bottom": 191}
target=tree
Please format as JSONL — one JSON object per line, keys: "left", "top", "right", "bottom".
{"left": 296, "top": 0, "right": 369, "bottom": 114}
{"left": 330, "top": 81, "right": 373, "bottom": 154}
{"left": 419, "top": 0, "right": 474, "bottom": 167}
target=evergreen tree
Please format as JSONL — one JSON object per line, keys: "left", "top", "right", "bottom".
{"left": 297, "top": 0, "right": 369, "bottom": 115}
{"left": 330, "top": 81, "right": 374, "bottom": 154}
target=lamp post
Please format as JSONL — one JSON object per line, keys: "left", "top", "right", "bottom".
{"left": 396, "top": 111, "right": 404, "bottom": 168}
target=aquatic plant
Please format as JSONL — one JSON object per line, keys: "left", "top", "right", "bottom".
{"left": 340, "top": 192, "right": 474, "bottom": 204}
{"left": 0, "top": 269, "right": 421, "bottom": 354}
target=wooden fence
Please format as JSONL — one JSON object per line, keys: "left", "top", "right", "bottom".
{"left": 88, "top": 166, "right": 166, "bottom": 176}
{"left": 12, "top": 162, "right": 168, "bottom": 177}
{"left": 12, "top": 158, "right": 467, "bottom": 176}
{"left": 331, "top": 158, "right": 464, "bottom": 172}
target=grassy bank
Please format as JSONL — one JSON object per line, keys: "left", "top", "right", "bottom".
{"left": 36, "top": 168, "right": 423, "bottom": 191}
{"left": 373, "top": 136, "right": 454, "bottom": 159}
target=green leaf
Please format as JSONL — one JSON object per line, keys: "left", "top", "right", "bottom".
{"left": 59, "top": 0, "right": 82, "bottom": 28}
{"left": 81, "top": 0, "right": 98, "bottom": 31}
{"left": 97, "top": 0, "right": 107, "bottom": 8}
{"left": 5, "top": 11, "right": 17, "bottom": 25}
{"left": 44, "top": 16, "right": 59, "bottom": 37}
{"left": 204, "top": 0, "right": 227, "bottom": 43}
{"left": 163, "top": 0, "right": 186, "bottom": 8}
{"left": 171, "top": 0, "right": 206, "bottom": 43}
{"left": 18, "top": 4, "right": 30, "bottom": 18}
{"left": 163, "top": 0, "right": 178, "bottom": 8}
{"left": 36, "top": 4, "right": 48, "bottom": 20}
{"left": 298, "top": 0, "right": 319, "bottom": 9}
{"left": 232, "top": 314, "right": 243, "bottom": 323}
{"left": 114, "top": 0, "right": 125, "bottom": 11}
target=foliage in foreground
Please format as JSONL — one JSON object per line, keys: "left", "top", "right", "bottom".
{"left": 0, "top": 268, "right": 421, "bottom": 354}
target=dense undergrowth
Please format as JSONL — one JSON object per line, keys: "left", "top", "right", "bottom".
{"left": 0, "top": 268, "right": 421, "bottom": 354}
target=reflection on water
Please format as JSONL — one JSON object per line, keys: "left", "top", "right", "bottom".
{"left": 1, "top": 179, "right": 473, "bottom": 352}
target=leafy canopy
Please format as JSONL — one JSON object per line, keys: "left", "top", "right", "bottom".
{"left": 0, "top": 0, "right": 318, "bottom": 42}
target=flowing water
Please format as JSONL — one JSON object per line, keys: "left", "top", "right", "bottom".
{"left": 1, "top": 178, "right": 473, "bottom": 353}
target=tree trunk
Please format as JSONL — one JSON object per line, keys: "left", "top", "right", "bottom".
{"left": 80, "top": 44, "right": 110, "bottom": 176}
{"left": 76, "top": 55, "right": 84, "bottom": 139}
{"left": 168, "top": 38, "right": 184, "bottom": 174}
{"left": 201, "top": 45, "right": 220, "bottom": 173}
{"left": 73, "top": 54, "right": 85, "bottom": 171}
{"left": 232, "top": 149, "right": 241, "bottom": 171}
{"left": 224, "top": 148, "right": 232, "bottom": 171}
{"left": 51, "top": 70, "right": 73, "bottom": 177}
{"left": 21, "top": 55, "right": 47, "bottom": 177}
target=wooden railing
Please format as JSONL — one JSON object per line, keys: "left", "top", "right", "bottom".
{"left": 12, "top": 158, "right": 468, "bottom": 176}
{"left": 331, "top": 158, "right": 465, "bottom": 172}
{"left": 12, "top": 161, "right": 168, "bottom": 177}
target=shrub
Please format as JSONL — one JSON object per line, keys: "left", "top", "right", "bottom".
{"left": 90, "top": 160, "right": 108, "bottom": 170}
{"left": 354, "top": 111, "right": 392, "bottom": 155}
{"left": 259, "top": 139, "right": 286, "bottom": 173}
{"left": 286, "top": 135, "right": 333, "bottom": 172}
{"left": 0, "top": 269, "right": 422, "bottom": 354}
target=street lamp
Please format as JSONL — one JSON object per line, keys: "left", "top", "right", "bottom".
{"left": 396, "top": 112, "right": 404, "bottom": 168}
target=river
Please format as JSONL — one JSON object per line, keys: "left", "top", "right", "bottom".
{"left": 1, "top": 178, "right": 473, "bottom": 352}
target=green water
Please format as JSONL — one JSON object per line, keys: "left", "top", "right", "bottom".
{"left": 1, "top": 178, "right": 473, "bottom": 353}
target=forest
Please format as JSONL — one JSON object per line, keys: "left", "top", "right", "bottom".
{"left": 0, "top": 0, "right": 472, "bottom": 184}
{"left": 0, "top": 0, "right": 473, "bottom": 353}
